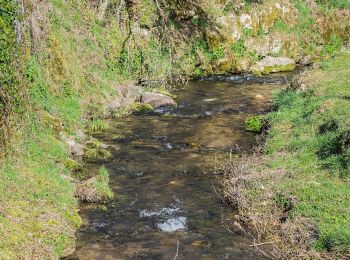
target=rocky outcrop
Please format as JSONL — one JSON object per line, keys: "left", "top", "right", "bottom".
{"left": 251, "top": 56, "right": 296, "bottom": 75}
{"left": 141, "top": 92, "right": 177, "bottom": 108}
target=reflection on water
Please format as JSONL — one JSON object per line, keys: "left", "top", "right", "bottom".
{"left": 72, "top": 73, "right": 292, "bottom": 259}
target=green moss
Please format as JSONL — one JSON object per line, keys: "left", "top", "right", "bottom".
{"left": 64, "top": 158, "right": 83, "bottom": 172}
{"left": 95, "top": 167, "right": 114, "bottom": 201}
{"left": 256, "top": 63, "right": 296, "bottom": 75}
{"left": 151, "top": 88, "right": 177, "bottom": 99}
{"left": 130, "top": 102, "right": 154, "bottom": 113}
{"left": 84, "top": 147, "right": 112, "bottom": 162}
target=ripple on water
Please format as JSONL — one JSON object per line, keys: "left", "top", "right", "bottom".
{"left": 157, "top": 216, "right": 187, "bottom": 232}
{"left": 139, "top": 207, "right": 187, "bottom": 232}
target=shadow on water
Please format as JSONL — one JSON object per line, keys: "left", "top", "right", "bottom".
{"left": 71, "top": 72, "right": 295, "bottom": 259}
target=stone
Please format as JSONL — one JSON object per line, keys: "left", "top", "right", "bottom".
{"left": 76, "top": 129, "right": 85, "bottom": 140}
{"left": 75, "top": 176, "right": 113, "bottom": 202}
{"left": 127, "top": 84, "right": 143, "bottom": 101}
{"left": 71, "top": 143, "right": 85, "bottom": 158}
{"left": 108, "top": 99, "right": 121, "bottom": 112}
{"left": 115, "top": 84, "right": 143, "bottom": 104}
{"left": 245, "top": 36, "right": 283, "bottom": 57}
{"left": 141, "top": 92, "right": 177, "bottom": 109}
{"left": 235, "top": 58, "right": 252, "bottom": 73}
{"left": 115, "top": 84, "right": 128, "bottom": 97}
{"left": 298, "top": 55, "right": 313, "bottom": 66}
{"left": 64, "top": 158, "right": 83, "bottom": 172}
{"left": 120, "top": 97, "right": 135, "bottom": 107}
{"left": 240, "top": 14, "right": 253, "bottom": 30}
{"left": 41, "top": 111, "right": 64, "bottom": 133}
{"left": 66, "top": 138, "right": 84, "bottom": 158}
{"left": 251, "top": 56, "right": 296, "bottom": 75}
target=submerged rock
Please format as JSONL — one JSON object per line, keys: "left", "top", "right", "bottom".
{"left": 251, "top": 56, "right": 296, "bottom": 75}
{"left": 141, "top": 92, "right": 177, "bottom": 109}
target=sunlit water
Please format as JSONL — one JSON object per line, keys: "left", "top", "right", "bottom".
{"left": 71, "top": 73, "right": 294, "bottom": 259}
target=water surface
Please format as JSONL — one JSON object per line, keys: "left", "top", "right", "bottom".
{"left": 73, "top": 74, "right": 291, "bottom": 259}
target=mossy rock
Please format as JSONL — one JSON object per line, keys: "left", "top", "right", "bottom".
{"left": 130, "top": 102, "right": 154, "bottom": 113}
{"left": 85, "top": 138, "right": 102, "bottom": 149}
{"left": 151, "top": 88, "right": 177, "bottom": 99}
{"left": 245, "top": 115, "right": 265, "bottom": 133}
{"left": 75, "top": 167, "right": 113, "bottom": 202}
{"left": 64, "top": 158, "right": 83, "bottom": 172}
{"left": 41, "top": 111, "right": 64, "bottom": 133}
{"left": 84, "top": 147, "right": 112, "bottom": 162}
{"left": 251, "top": 56, "right": 296, "bottom": 75}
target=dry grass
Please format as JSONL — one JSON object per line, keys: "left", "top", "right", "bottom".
{"left": 218, "top": 153, "right": 337, "bottom": 259}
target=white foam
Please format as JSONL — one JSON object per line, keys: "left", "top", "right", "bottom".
{"left": 157, "top": 217, "right": 187, "bottom": 232}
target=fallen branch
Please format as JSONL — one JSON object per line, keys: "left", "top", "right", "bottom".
{"left": 211, "top": 183, "right": 230, "bottom": 206}
{"left": 173, "top": 240, "right": 179, "bottom": 260}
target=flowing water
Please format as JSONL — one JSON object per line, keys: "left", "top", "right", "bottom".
{"left": 72, "top": 73, "right": 293, "bottom": 259}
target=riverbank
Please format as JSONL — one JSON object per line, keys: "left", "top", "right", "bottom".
{"left": 1, "top": 0, "right": 350, "bottom": 258}
{"left": 221, "top": 51, "right": 350, "bottom": 258}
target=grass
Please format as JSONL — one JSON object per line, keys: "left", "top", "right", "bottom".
{"left": 266, "top": 52, "right": 350, "bottom": 254}
{"left": 222, "top": 52, "right": 350, "bottom": 258}
{"left": 0, "top": 125, "right": 81, "bottom": 258}
{"left": 0, "top": 0, "right": 119, "bottom": 257}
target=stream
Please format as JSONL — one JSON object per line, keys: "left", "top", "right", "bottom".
{"left": 71, "top": 73, "right": 293, "bottom": 259}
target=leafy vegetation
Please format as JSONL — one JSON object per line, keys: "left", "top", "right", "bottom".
{"left": 245, "top": 115, "right": 265, "bottom": 133}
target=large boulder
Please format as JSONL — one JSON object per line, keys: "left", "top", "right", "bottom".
{"left": 141, "top": 92, "right": 177, "bottom": 108}
{"left": 251, "top": 56, "right": 296, "bottom": 75}
{"left": 115, "top": 83, "right": 143, "bottom": 107}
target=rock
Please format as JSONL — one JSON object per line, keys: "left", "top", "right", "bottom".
{"left": 84, "top": 147, "right": 112, "bottom": 162}
{"left": 115, "top": 84, "right": 128, "bottom": 97}
{"left": 213, "top": 57, "right": 234, "bottom": 74}
{"left": 127, "top": 84, "right": 143, "bottom": 101}
{"left": 41, "top": 111, "right": 64, "bottom": 133}
{"left": 255, "top": 94, "right": 265, "bottom": 100}
{"left": 141, "top": 92, "right": 177, "bottom": 109}
{"left": 130, "top": 102, "right": 154, "bottom": 113}
{"left": 115, "top": 83, "right": 143, "bottom": 109}
{"left": 67, "top": 138, "right": 84, "bottom": 158}
{"left": 251, "top": 56, "right": 296, "bottom": 75}
{"left": 75, "top": 176, "right": 113, "bottom": 203}
{"left": 298, "top": 55, "right": 313, "bottom": 66}
{"left": 240, "top": 14, "right": 253, "bottom": 30}
{"left": 120, "top": 97, "right": 135, "bottom": 107}
{"left": 245, "top": 36, "right": 283, "bottom": 57}
{"left": 108, "top": 99, "right": 121, "bottom": 112}
{"left": 235, "top": 58, "right": 252, "bottom": 73}
{"left": 76, "top": 129, "right": 85, "bottom": 140}
{"left": 64, "top": 158, "right": 83, "bottom": 172}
